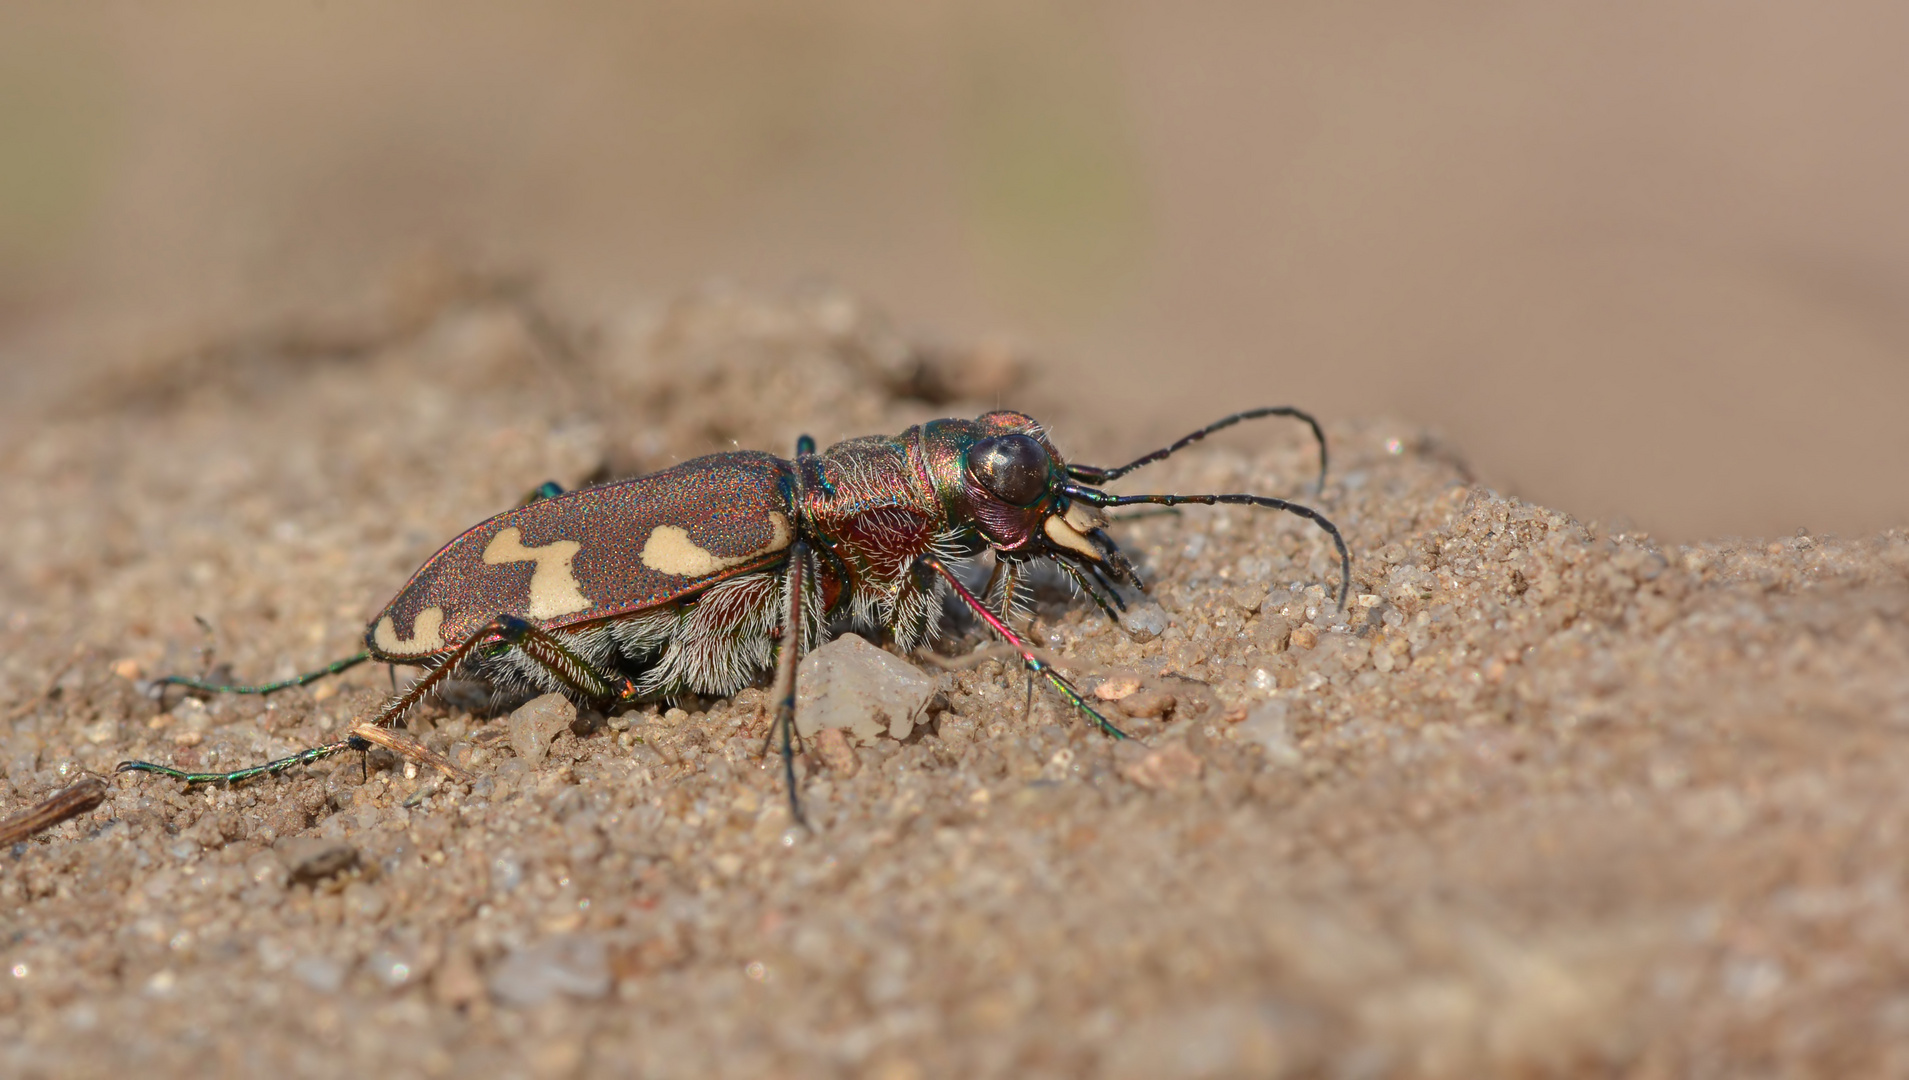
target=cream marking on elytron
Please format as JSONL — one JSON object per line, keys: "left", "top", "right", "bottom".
{"left": 372, "top": 605, "right": 447, "bottom": 656}
{"left": 640, "top": 511, "right": 793, "bottom": 578}
{"left": 482, "top": 527, "right": 592, "bottom": 619}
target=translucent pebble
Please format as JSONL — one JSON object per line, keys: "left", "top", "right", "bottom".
{"left": 488, "top": 934, "right": 611, "bottom": 1007}
{"left": 291, "top": 956, "right": 345, "bottom": 994}
{"left": 1121, "top": 602, "right": 1170, "bottom": 643}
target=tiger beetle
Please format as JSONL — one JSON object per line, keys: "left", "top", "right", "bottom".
{"left": 118, "top": 408, "right": 1351, "bottom": 826}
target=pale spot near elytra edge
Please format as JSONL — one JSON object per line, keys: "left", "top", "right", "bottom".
{"left": 372, "top": 606, "right": 446, "bottom": 656}
{"left": 641, "top": 512, "right": 791, "bottom": 577}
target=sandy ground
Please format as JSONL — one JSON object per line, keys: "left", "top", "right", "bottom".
{"left": 2, "top": 287, "right": 1908, "bottom": 1078}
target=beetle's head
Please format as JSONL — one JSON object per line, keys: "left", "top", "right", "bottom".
{"left": 939, "top": 411, "right": 1142, "bottom": 589}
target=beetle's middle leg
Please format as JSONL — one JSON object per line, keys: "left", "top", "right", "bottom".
{"left": 520, "top": 480, "right": 565, "bottom": 505}
{"left": 765, "top": 539, "right": 813, "bottom": 829}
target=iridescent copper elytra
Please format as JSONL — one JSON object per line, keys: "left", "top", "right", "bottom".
{"left": 119, "top": 408, "right": 1351, "bottom": 825}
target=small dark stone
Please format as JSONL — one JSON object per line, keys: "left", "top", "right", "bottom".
{"left": 276, "top": 837, "right": 360, "bottom": 885}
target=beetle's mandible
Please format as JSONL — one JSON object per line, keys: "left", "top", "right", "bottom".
{"left": 119, "top": 408, "right": 1352, "bottom": 825}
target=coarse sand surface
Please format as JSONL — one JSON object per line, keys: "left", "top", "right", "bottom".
{"left": 2, "top": 286, "right": 1907, "bottom": 1077}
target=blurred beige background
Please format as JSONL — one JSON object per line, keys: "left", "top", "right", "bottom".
{"left": 2, "top": 1, "right": 1905, "bottom": 541}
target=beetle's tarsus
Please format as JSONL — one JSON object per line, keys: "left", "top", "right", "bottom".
{"left": 115, "top": 735, "right": 369, "bottom": 787}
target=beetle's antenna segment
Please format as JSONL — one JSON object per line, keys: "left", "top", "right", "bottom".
{"left": 919, "top": 554, "right": 1126, "bottom": 739}
{"left": 157, "top": 651, "right": 372, "bottom": 696}
{"left": 1065, "top": 407, "right": 1330, "bottom": 495}
{"left": 1068, "top": 487, "right": 1352, "bottom": 610}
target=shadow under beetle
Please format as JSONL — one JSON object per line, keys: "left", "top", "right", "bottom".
{"left": 119, "top": 408, "right": 1351, "bottom": 825}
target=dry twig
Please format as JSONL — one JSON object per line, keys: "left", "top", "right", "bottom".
{"left": 0, "top": 777, "right": 110, "bottom": 847}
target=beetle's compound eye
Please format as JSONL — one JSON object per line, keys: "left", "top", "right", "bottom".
{"left": 969, "top": 434, "right": 1051, "bottom": 507}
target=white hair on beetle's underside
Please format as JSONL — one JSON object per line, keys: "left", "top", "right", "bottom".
{"left": 927, "top": 526, "right": 976, "bottom": 564}
{"left": 462, "top": 559, "right": 835, "bottom": 707}
{"left": 607, "top": 609, "right": 679, "bottom": 662}
{"left": 888, "top": 531, "right": 970, "bottom": 651}
{"left": 637, "top": 572, "right": 782, "bottom": 697}
{"left": 635, "top": 564, "right": 828, "bottom": 698}
{"left": 456, "top": 517, "right": 988, "bottom": 708}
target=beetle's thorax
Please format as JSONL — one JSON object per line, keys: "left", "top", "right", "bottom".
{"left": 792, "top": 433, "right": 942, "bottom": 607}
{"left": 800, "top": 433, "right": 938, "bottom": 525}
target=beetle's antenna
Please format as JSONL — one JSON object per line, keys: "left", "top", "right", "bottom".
{"left": 157, "top": 651, "right": 371, "bottom": 696}
{"left": 1068, "top": 486, "right": 1352, "bottom": 611}
{"left": 1065, "top": 407, "right": 1329, "bottom": 495}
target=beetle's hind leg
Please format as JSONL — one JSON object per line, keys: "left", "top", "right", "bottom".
{"left": 156, "top": 651, "right": 373, "bottom": 697}
{"left": 118, "top": 615, "right": 628, "bottom": 788}
{"left": 764, "top": 539, "right": 814, "bottom": 829}
{"left": 119, "top": 734, "right": 374, "bottom": 786}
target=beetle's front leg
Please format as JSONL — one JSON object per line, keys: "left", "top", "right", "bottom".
{"left": 984, "top": 556, "right": 1031, "bottom": 627}
{"left": 918, "top": 554, "right": 1127, "bottom": 739}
